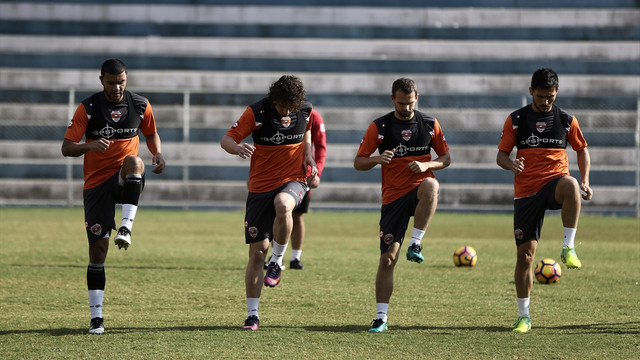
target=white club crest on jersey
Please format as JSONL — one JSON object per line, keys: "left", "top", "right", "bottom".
{"left": 110, "top": 110, "right": 122, "bottom": 123}
{"left": 401, "top": 129, "right": 412, "bottom": 141}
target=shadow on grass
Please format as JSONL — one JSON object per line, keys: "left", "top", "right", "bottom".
{"left": 2, "top": 321, "right": 638, "bottom": 336}
{"left": 6, "top": 263, "right": 220, "bottom": 271}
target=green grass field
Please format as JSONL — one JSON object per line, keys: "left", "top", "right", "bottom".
{"left": 1, "top": 207, "right": 638, "bottom": 359}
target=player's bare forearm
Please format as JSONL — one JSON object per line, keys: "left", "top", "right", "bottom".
{"left": 354, "top": 149, "right": 394, "bottom": 171}
{"left": 577, "top": 147, "right": 593, "bottom": 200}
{"left": 221, "top": 135, "right": 254, "bottom": 159}
{"left": 61, "top": 138, "right": 109, "bottom": 157}
{"left": 497, "top": 150, "right": 524, "bottom": 173}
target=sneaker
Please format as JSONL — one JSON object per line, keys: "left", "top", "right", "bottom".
{"left": 368, "top": 318, "right": 388, "bottom": 333}
{"left": 289, "top": 259, "right": 305, "bottom": 270}
{"left": 114, "top": 227, "right": 131, "bottom": 250}
{"left": 88, "top": 317, "right": 104, "bottom": 334}
{"left": 561, "top": 245, "right": 582, "bottom": 269}
{"left": 406, "top": 243, "right": 424, "bottom": 263}
{"left": 512, "top": 315, "right": 531, "bottom": 333}
{"left": 264, "top": 262, "right": 282, "bottom": 287}
{"left": 242, "top": 315, "right": 260, "bottom": 331}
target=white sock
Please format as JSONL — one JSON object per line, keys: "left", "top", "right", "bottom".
{"left": 269, "top": 241, "right": 288, "bottom": 266}
{"left": 409, "top": 228, "right": 425, "bottom": 247}
{"left": 247, "top": 298, "right": 259, "bottom": 318}
{"left": 89, "top": 290, "right": 104, "bottom": 319}
{"left": 121, "top": 204, "right": 138, "bottom": 231}
{"left": 375, "top": 303, "right": 389, "bottom": 322}
{"left": 562, "top": 227, "right": 577, "bottom": 248}
{"left": 517, "top": 297, "right": 530, "bottom": 317}
{"left": 291, "top": 249, "right": 302, "bottom": 261}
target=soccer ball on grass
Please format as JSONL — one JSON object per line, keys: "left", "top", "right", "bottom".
{"left": 534, "top": 258, "right": 562, "bottom": 284}
{"left": 452, "top": 246, "right": 477, "bottom": 267}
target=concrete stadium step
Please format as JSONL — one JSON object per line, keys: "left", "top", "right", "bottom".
{"left": 1, "top": 103, "right": 637, "bottom": 132}
{"left": 3, "top": 3, "right": 638, "bottom": 28}
{"left": 2, "top": 69, "right": 639, "bottom": 97}
{"left": 1, "top": 141, "right": 636, "bottom": 168}
{"left": 1, "top": 179, "right": 636, "bottom": 212}
{"left": 3, "top": 35, "right": 639, "bottom": 63}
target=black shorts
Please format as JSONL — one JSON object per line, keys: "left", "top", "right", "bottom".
{"left": 513, "top": 176, "right": 563, "bottom": 245}
{"left": 244, "top": 181, "right": 308, "bottom": 244}
{"left": 378, "top": 185, "right": 420, "bottom": 254}
{"left": 83, "top": 170, "right": 145, "bottom": 244}
{"left": 294, "top": 190, "right": 311, "bottom": 214}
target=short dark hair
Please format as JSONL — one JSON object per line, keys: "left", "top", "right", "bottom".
{"left": 101, "top": 58, "right": 127, "bottom": 76}
{"left": 531, "top": 68, "right": 559, "bottom": 90}
{"left": 392, "top": 78, "right": 418, "bottom": 96}
{"left": 268, "top": 75, "right": 306, "bottom": 111}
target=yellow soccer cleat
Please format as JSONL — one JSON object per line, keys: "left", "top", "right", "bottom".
{"left": 561, "top": 246, "right": 582, "bottom": 269}
{"left": 512, "top": 315, "right": 531, "bottom": 333}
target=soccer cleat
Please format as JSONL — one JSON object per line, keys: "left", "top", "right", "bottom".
{"left": 88, "top": 317, "right": 104, "bottom": 334}
{"left": 512, "top": 315, "right": 531, "bottom": 333}
{"left": 264, "top": 262, "right": 282, "bottom": 287}
{"left": 264, "top": 261, "right": 285, "bottom": 271}
{"left": 560, "top": 245, "right": 582, "bottom": 269}
{"left": 406, "top": 243, "right": 424, "bottom": 263}
{"left": 114, "top": 227, "right": 132, "bottom": 250}
{"left": 289, "top": 259, "right": 305, "bottom": 270}
{"left": 368, "top": 318, "right": 388, "bottom": 333}
{"left": 242, "top": 315, "right": 260, "bottom": 331}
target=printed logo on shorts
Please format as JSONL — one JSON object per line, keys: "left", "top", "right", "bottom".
{"left": 90, "top": 223, "right": 102, "bottom": 236}
{"left": 401, "top": 129, "right": 412, "bottom": 141}
{"left": 514, "top": 229, "right": 524, "bottom": 241}
{"left": 535, "top": 122, "right": 546, "bottom": 133}
{"left": 248, "top": 226, "right": 258, "bottom": 238}
{"left": 383, "top": 233, "right": 394, "bottom": 245}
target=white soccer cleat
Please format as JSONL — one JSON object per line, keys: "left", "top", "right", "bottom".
{"left": 114, "top": 227, "right": 131, "bottom": 250}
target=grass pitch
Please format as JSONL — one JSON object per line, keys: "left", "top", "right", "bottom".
{"left": 0, "top": 207, "right": 638, "bottom": 359}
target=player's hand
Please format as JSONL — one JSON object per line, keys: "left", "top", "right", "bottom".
{"left": 580, "top": 182, "right": 593, "bottom": 200}
{"left": 151, "top": 153, "right": 166, "bottom": 174}
{"left": 90, "top": 138, "right": 111, "bottom": 153}
{"left": 512, "top": 157, "right": 525, "bottom": 174}
{"left": 378, "top": 149, "right": 395, "bottom": 164}
{"left": 407, "top": 161, "right": 429, "bottom": 173}
{"left": 236, "top": 143, "right": 255, "bottom": 159}
{"left": 308, "top": 175, "right": 321, "bottom": 189}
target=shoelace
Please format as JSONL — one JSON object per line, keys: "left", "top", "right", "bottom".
{"left": 266, "top": 263, "right": 280, "bottom": 277}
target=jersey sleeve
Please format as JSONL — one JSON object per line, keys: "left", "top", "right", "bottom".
{"left": 356, "top": 122, "right": 381, "bottom": 158}
{"left": 497, "top": 115, "right": 517, "bottom": 153}
{"left": 567, "top": 116, "right": 588, "bottom": 151}
{"left": 430, "top": 119, "right": 450, "bottom": 156}
{"left": 64, "top": 103, "right": 89, "bottom": 142}
{"left": 139, "top": 101, "right": 158, "bottom": 136}
{"left": 225, "top": 106, "right": 257, "bottom": 143}
{"left": 310, "top": 110, "right": 327, "bottom": 176}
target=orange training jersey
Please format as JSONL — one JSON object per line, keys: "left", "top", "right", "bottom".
{"left": 225, "top": 101, "right": 313, "bottom": 193}
{"left": 357, "top": 112, "right": 449, "bottom": 205}
{"left": 64, "top": 91, "right": 158, "bottom": 189}
{"left": 498, "top": 105, "right": 587, "bottom": 198}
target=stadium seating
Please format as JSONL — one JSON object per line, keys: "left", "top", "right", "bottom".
{"left": 0, "top": 0, "right": 638, "bottom": 215}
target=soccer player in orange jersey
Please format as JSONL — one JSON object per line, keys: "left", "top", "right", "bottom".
{"left": 62, "top": 58, "right": 166, "bottom": 334}
{"left": 221, "top": 75, "right": 317, "bottom": 331}
{"left": 497, "top": 68, "right": 592, "bottom": 333}
{"left": 354, "top": 78, "right": 451, "bottom": 332}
